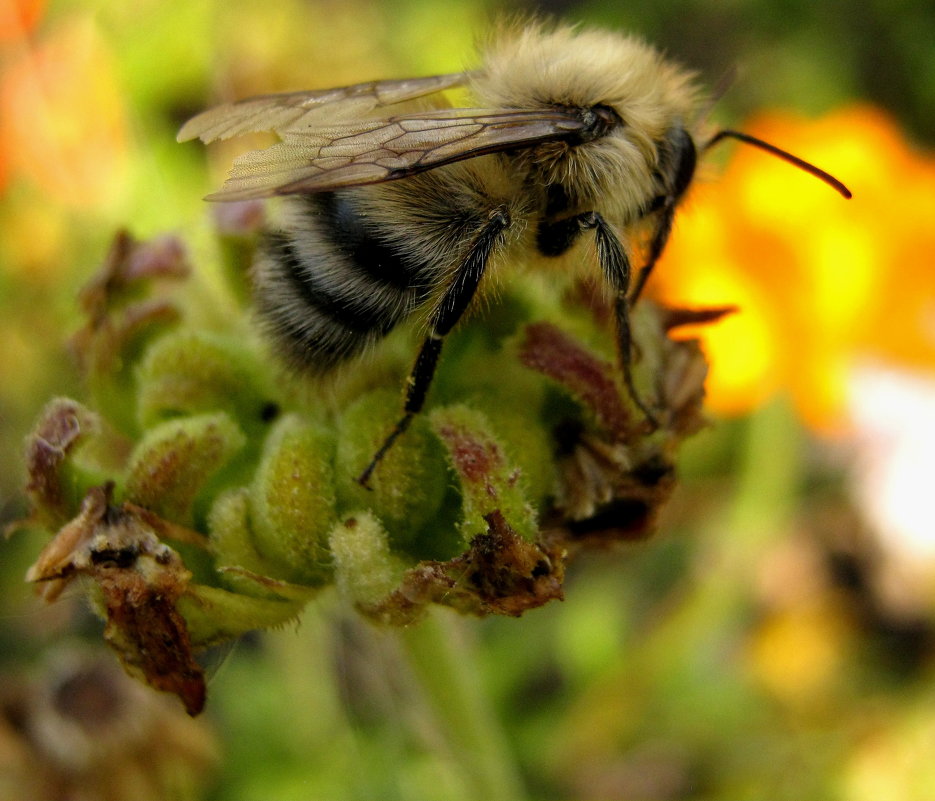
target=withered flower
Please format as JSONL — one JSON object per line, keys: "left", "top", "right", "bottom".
{"left": 18, "top": 223, "right": 721, "bottom": 712}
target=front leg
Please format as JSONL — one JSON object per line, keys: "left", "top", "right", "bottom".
{"left": 631, "top": 126, "right": 697, "bottom": 302}
{"left": 629, "top": 199, "right": 676, "bottom": 303}
{"left": 538, "top": 212, "right": 659, "bottom": 427}
{"left": 357, "top": 207, "right": 512, "bottom": 487}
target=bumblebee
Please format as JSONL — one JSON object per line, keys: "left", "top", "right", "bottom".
{"left": 180, "top": 22, "right": 850, "bottom": 485}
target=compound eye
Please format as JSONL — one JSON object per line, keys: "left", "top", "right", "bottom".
{"left": 572, "top": 104, "right": 623, "bottom": 143}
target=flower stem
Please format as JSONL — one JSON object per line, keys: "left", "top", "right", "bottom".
{"left": 398, "top": 610, "right": 527, "bottom": 801}
{"left": 728, "top": 397, "right": 803, "bottom": 550}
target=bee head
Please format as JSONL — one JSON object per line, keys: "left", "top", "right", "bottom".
{"left": 473, "top": 21, "right": 702, "bottom": 217}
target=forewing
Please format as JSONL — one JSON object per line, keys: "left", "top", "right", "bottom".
{"left": 178, "top": 73, "right": 468, "bottom": 143}
{"left": 204, "top": 108, "right": 586, "bottom": 200}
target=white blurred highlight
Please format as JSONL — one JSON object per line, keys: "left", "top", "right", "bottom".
{"left": 849, "top": 365, "right": 935, "bottom": 564}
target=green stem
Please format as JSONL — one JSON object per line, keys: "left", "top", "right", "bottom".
{"left": 727, "top": 396, "right": 803, "bottom": 550}
{"left": 398, "top": 610, "right": 527, "bottom": 801}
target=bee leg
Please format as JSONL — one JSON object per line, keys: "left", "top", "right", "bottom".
{"left": 579, "top": 212, "right": 659, "bottom": 428}
{"left": 538, "top": 211, "right": 658, "bottom": 427}
{"left": 631, "top": 126, "right": 697, "bottom": 302}
{"left": 356, "top": 207, "right": 512, "bottom": 488}
{"left": 629, "top": 199, "right": 676, "bottom": 303}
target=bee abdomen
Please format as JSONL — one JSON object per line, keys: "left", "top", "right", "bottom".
{"left": 254, "top": 194, "right": 426, "bottom": 372}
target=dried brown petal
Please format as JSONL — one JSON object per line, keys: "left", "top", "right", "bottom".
{"left": 519, "top": 321, "right": 632, "bottom": 440}
{"left": 26, "top": 485, "right": 206, "bottom": 715}
{"left": 360, "top": 511, "right": 564, "bottom": 625}
{"left": 660, "top": 336, "right": 710, "bottom": 434}
{"left": 70, "top": 230, "right": 190, "bottom": 378}
{"left": 22, "top": 399, "right": 100, "bottom": 527}
{"left": 521, "top": 303, "right": 720, "bottom": 548}
{"left": 660, "top": 305, "right": 737, "bottom": 331}
{"left": 77, "top": 230, "right": 189, "bottom": 316}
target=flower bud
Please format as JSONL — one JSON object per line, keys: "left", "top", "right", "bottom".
{"left": 136, "top": 330, "right": 275, "bottom": 439}
{"left": 334, "top": 388, "right": 448, "bottom": 552}
{"left": 123, "top": 412, "right": 246, "bottom": 526}
{"left": 329, "top": 512, "right": 406, "bottom": 607}
{"left": 430, "top": 405, "right": 539, "bottom": 544}
{"left": 249, "top": 414, "right": 336, "bottom": 584}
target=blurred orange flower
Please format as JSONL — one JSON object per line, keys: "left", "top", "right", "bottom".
{"left": 0, "top": 17, "right": 129, "bottom": 208}
{"left": 0, "top": 0, "right": 48, "bottom": 190}
{"left": 0, "top": 0, "right": 45, "bottom": 42}
{"left": 653, "top": 106, "right": 935, "bottom": 431}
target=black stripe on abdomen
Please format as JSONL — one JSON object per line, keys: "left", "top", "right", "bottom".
{"left": 269, "top": 232, "right": 400, "bottom": 336}
{"left": 253, "top": 194, "right": 422, "bottom": 371}
{"left": 308, "top": 192, "right": 418, "bottom": 291}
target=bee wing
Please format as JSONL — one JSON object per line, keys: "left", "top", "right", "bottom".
{"left": 204, "top": 108, "right": 586, "bottom": 200}
{"left": 177, "top": 73, "right": 469, "bottom": 143}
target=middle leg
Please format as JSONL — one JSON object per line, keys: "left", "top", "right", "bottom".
{"left": 357, "top": 206, "right": 512, "bottom": 487}
{"left": 538, "top": 211, "right": 659, "bottom": 427}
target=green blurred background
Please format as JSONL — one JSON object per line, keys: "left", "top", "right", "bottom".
{"left": 2, "top": 1, "right": 934, "bottom": 799}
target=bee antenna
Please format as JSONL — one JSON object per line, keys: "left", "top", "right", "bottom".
{"left": 706, "top": 129, "right": 852, "bottom": 199}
